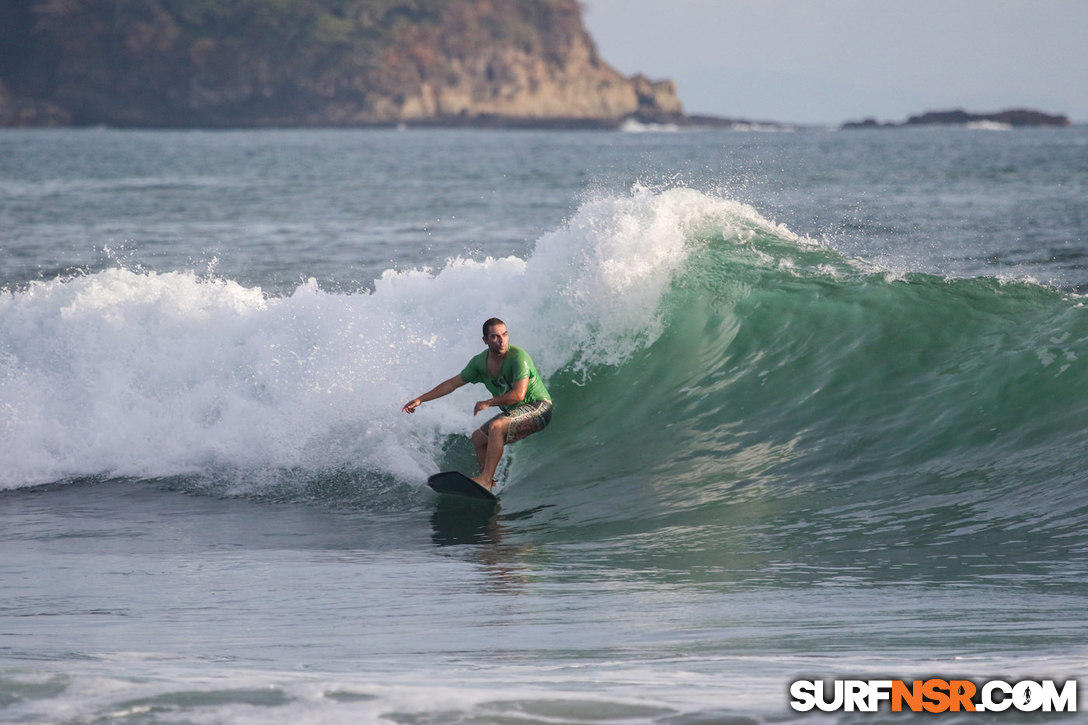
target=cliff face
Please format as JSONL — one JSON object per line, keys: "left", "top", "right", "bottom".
{"left": 0, "top": 0, "right": 682, "bottom": 127}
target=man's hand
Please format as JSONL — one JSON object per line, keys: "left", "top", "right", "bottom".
{"left": 402, "top": 375, "right": 466, "bottom": 415}
{"left": 474, "top": 400, "right": 492, "bottom": 416}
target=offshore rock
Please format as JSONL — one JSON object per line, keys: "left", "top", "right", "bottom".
{"left": 904, "top": 109, "right": 1071, "bottom": 127}
{"left": 842, "top": 108, "right": 1071, "bottom": 130}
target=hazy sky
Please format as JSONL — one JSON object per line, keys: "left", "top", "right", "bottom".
{"left": 581, "top": 0, "right": 1088, "bottom": 125}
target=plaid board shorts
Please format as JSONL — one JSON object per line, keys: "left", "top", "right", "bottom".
{"left": 478, "top": 400, "right": 553, "bottom": 444}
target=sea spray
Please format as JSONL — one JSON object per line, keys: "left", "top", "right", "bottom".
{"left": 0, "top": 188, "right": 778, "bottom": 489}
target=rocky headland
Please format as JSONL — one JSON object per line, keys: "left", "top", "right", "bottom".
{"left": 0, "top": 0, "right": 693, "bottom": 129}
{"left": 2, "top": 2, "right": 1068, "bottom": 133}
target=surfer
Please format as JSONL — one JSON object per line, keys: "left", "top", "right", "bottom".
{"left": 402, "top": 318, "right": 553, "bottom": 491}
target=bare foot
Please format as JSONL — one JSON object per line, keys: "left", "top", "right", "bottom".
{"left": 471, "top": 475, "right": 494, "bottom": 491}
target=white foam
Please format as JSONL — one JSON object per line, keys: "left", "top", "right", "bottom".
{"left": 619, "top": 118, "right": 680, "bottom": 133}
{"left": 966, "top": 120, "right": 1013, "bottom": 131}
{"left": 0, "top": 187, "right": 786, "bottom": 489}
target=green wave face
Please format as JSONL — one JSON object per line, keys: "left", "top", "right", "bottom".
{"left": 512, "top": 192, "right": 1088, "bottom": 566}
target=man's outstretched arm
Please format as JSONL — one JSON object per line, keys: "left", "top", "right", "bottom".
{"left": 402, "top": 375, "right": 466, "bottom": 413}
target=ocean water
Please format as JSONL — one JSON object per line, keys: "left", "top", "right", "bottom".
{"left": 2, "top": 125, "right": 1087, "bottom": 723}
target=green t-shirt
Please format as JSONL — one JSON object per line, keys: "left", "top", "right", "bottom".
{"left": 460, "top": 345, "right": 551, "bottom": 411}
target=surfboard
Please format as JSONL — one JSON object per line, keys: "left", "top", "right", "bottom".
{"left": 427, "top": 471, "right": 497, "bottom": 500}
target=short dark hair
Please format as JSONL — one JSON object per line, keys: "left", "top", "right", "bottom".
{"left": 482, "top": 317, "right": 506, "bottom": 337}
